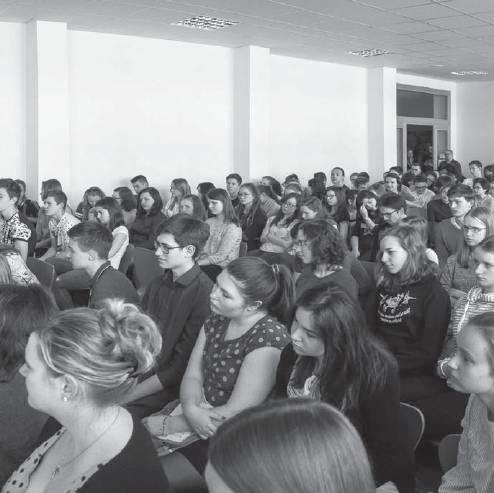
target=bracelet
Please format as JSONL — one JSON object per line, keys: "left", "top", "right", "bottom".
{"left": 161, "top": 415, "right": 169, "bottom": 436}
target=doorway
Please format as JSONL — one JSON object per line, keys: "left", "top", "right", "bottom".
{"left": 407, "top": 124, "right": 433, "bottom": 167}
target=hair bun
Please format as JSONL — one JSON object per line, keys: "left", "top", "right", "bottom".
{"left": 98, "top": 299, "right": 162, "bottom": 378}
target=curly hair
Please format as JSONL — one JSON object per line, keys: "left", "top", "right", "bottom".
{"left": 377, "top": 223, "right": 434, "bottom": 292}
{"left": 298, "top": 219, "right": 345, "bottom": 267}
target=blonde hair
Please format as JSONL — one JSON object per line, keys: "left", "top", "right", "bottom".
{"left": 37, "top": 300, "right": 162, "bottom": 405}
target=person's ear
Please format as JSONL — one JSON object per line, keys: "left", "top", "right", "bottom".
{"left": 183, "top": 245, "right": 196, "bottom": 259}
{"left": 246, "top": 300, "right": 262, "bottom": 312}
{"left": 56, "top": 374, "right": 79, "bottom": 403}
{"left": 87, "top": 248, "right": 99, "bottom": 262}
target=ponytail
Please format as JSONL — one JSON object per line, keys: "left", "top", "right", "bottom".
{"left": 269, "top": 263, "right": 295, "bottom": 326}
{"left": 226, "top": 257, "right": 295, "bottom": 327}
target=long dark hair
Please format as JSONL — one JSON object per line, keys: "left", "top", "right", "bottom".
{"left": 207, "top": 188, "right": 239, "bottom": 226}
{"left": 114, "top": 186, "right": 137, "bottom": 212}
{"left": 272, "top": 193, "right": 300, "bottom": 227}
{"left": 197, "top": 182, "right": 216, "bottom": 212}
{"left": 237, "top": 183, "right": 262, "bottom": 229}
{"left": 136, "top": 187, "right": 163, "bottom": 216}
{"left": 180, "top": 194, "right": 207, "bottom": 221}
{"left": 95, "top": 197, "right": 125, "bottom": 232}
{"left": 226, "top": 256, "right": 295, "bottom": 326}
{"left": 291, "top": 285, "right": 395, "bottom": 411}
{"left": 0, "top": 284, "right": 58, "bottom": 381}
{"left": 325, "top": 186, "right": 349, "bottom": 221}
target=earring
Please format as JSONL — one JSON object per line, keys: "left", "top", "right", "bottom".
{"left": 63, "top": 395, "right": 68, "bottom": 402}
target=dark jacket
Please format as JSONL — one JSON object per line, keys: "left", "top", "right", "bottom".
{"left": 130, "top": 212, "right": 166, "bottom": 250}
{"left": 275, "top": 345, "right": 415, "bottom": 493}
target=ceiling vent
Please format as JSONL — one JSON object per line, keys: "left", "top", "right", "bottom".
{"left": 171, "top": 15, "right": 239, "bottom": 31}
{"left": 347, "top": 48, "right": 391, "bottom": 58}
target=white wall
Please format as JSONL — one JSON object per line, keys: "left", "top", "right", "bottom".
{"left": 67, "top": 31, "right": 234, "bottom": 203}
{"left": 0, "top": 22, "right": 26, "bottom": 181}
{"left": 456, "top": 81, "right": 494, "bottom": 167}
{"left": 269, "top": 55, "right": 369, "bottom": 185}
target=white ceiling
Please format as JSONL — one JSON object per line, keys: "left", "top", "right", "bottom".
{"left": 2, "top": 0, "right": 494, "bottom": 81}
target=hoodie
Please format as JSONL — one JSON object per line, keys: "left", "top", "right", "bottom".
{"left": 367, "top": 274, "right": 450, "bottom": 377}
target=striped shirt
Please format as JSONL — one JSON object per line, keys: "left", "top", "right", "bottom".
{"left": 439, "top": 395, "right": 494, "bottom": 493}
{"left": 437, "top": 288, "right": 494, "bottom": 377}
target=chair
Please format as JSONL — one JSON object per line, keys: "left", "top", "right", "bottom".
{"left": 160, "top": 453, "right": 208, "bottom": 493}
{"left": 26, "top": 257, "right": 55, "bottom": 290}
{"left": 399, "top": 402, "right": 425, "bottom": 452}
{"left": 118, "top": 244, "right": 135, "bottom": 276}
{"left": 438, "top": 434, "right": 460, "bottom": 473}
{"left": 132, "top": 247, "right": 162, "bottom": 290}
{"left": 239, "top": 241, "right": 248, "bottom": 257}
{"left": 360, "top": 260, "right": 376, "bottom": 286}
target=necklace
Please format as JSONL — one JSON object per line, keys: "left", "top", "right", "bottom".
{"left": 50, "top": 408, "right": 121, "bottom": 480}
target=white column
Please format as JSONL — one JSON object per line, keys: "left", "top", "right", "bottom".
{"left": 26, "top": 21, "right": 70, "bottom": 198}
{"left": 233, "top": 46, "right": 270, "bottom": 181}
{"left": 367, "top": 67, "right": 397, "bottom": 181}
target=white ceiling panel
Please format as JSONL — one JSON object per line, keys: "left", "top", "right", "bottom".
{"left": 445, "top": 0, "right": 494, "bottom": 14}
{"left": 428, "top": 15, "right": 488, "bottom": 29}
{"left": 394, "top": 3, "right": 462, "bottom": 20}
{"left": 2, "top": 0, "right": 494, "bottom": 80}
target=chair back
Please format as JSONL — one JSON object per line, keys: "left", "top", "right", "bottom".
{"left": 438, "top": 434, "right": 461, "bottom": 473}
{"left": 399, "top": 402, "right": 425, "bottom": 452}
{"left": 133, "top": 247, "right": 161, "bottom": 290}
{"left": 118, "top": 244, "right": 135, "bottom": 276}
{"left": 239, "top": 241, "right": 248, "bottom": 257}
{"left": 26, "top": 258, "right": 55, "bottom": 290}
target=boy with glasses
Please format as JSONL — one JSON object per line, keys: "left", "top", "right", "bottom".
{"left": 368, "top": 193, "right": 407, "bottom": 261}
{"left": 125, "top": 214, "right": 212, "bottom": 417}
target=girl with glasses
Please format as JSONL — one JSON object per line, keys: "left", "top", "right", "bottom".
{"left": 235, "top": 183, "right": 267, "bottom": 252}
{"left": 440, "top": 207, "right": 494, "bottom": 306}
{"left": 325, "top": 186, "right": 350, "bottom": 243}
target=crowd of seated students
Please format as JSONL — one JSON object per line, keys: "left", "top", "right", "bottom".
{"left": 3, "top": 152, "right": 494, "bottom": 492}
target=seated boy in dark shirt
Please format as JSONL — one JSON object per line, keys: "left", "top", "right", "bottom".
{"left": 64, "top": 221, "right": 139, "bottom": 308}
{"left": 125, "top": 214, "right": 212, "bottom": 418}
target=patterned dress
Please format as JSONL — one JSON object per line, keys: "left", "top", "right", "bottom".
{"left": 202, "top": 314, "right": 289, "bottom": 406}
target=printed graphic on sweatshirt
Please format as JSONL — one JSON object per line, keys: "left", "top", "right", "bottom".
{"left": 377, "top": 291, "right": 416, "bottom": 324}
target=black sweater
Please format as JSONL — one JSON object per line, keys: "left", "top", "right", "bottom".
{"left": 366, "top": 274, "right": 450, "bottom": 378}
{"left": 274, "top": 345, "right": 415, "bottom": 493}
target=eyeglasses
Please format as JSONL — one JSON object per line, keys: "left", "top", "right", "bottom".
{"left": 283, "top": 202, "right": 297, "bottom": 209}
{"left": 294, "top": 240, "right": 310, "bottom": 248}
{"left": 154, "top": 242, "right": 183, "bottom": 253}
{"left": 463, "top": 226, "right": 486, "bottom": 235}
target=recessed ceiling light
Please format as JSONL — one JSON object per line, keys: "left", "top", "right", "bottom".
{"left": 171, "top": 15, "right": 239, "bottom": 31}
{"left": 451, "top": 70, "right": 488, "bottom": 76}
{"left": 347, "top": 48, "right": 391, "bottom": 58}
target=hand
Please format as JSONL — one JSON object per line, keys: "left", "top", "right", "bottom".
{"left": 359, "top": 204, "right": 369, "bottom": 220}
{"left": 183, "top": 405, "right": 225, "bottom": 439}
{"left": 352, "top": 249, "right": 360, "bottom": 258}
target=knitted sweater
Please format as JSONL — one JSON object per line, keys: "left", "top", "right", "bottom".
{"left": 439, "top": 395, "right": 494, "bottom": 493}
{"left": 437, "top": 287, "right": 494, "bottom": 377}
